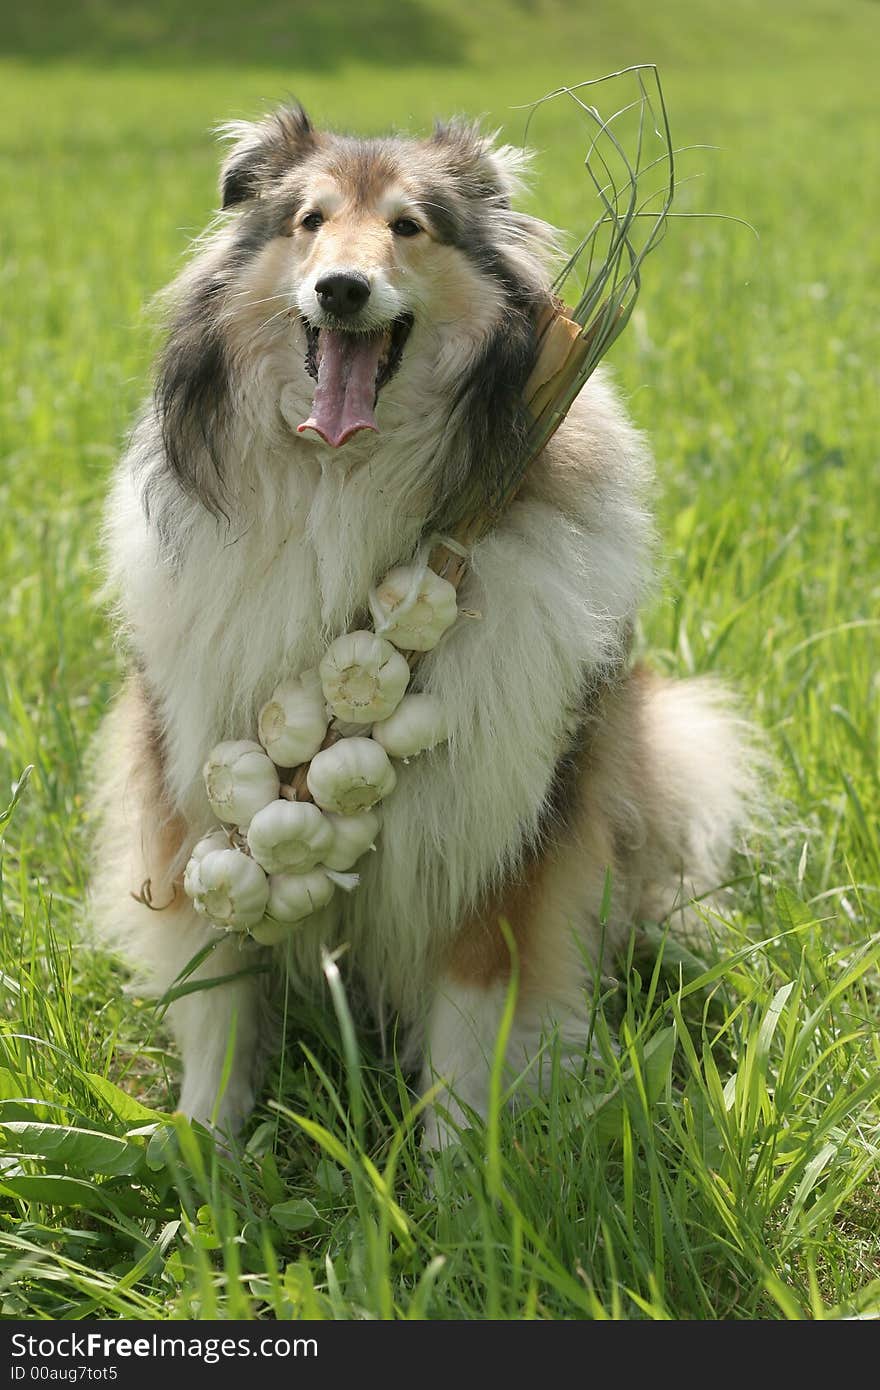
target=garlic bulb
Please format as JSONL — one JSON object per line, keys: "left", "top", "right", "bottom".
{"left": 203, "top": 740, "right": 280, "bottom": 827}
{"left": 246, "top": 799, "right": 333, "bottom": 874}
{"left": 322, "top": 809, "right": 380, "bottom": 871}
{"left": 307, "top": 737, "right": 397, "bottom": 814}
{"left": 372, "top": 565, "right": 458, "bottom": 651}
{"left": 258, "top": 669, "right": 328, "bottom": 768}
{"left": 250, "top": 918, "right": 288, "bottom": 947}
{"left": 267, "top": 868, "right": 335, "bottom": 924}
{"left": 191, "top": 848, "right": 269, "bottom": 931}
{"left": 371, "top": 693, "right": 448, "bottom": 759}
{"left": 319, "top": 631, "right": 410, "bottom": 723}
{"left": 183, "top": 829, "right": 230, "bottom": 898}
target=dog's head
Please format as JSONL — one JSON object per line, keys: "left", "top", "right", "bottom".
{"left": 156, "top": 104, "right": 557, "bottom": 520}
{"left": 218, "top": 104, "right": 553, "bottom": 446}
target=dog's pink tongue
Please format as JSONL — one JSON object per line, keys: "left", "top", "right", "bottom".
{"left": 297, "top": 331, "right": 384, "bottom": 447}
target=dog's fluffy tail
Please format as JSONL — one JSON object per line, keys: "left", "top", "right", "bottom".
{"left": 629, "top": 671, "right": 765, "bottom": 932}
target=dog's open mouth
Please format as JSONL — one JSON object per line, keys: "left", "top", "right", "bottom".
{"left": 297, "top": 314, "right": 413, "bottom": 448}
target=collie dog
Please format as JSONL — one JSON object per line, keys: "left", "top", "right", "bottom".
{"left": 91, "top": 105, "right": 753, "bottom": 1146}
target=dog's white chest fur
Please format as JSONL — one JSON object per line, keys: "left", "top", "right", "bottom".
{"left": 105, "top": 373, "right": 652, "bottom": 1017}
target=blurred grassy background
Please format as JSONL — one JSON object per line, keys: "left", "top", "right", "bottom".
{"left": 0, "top": 0, "right": 878, "bottom": 1319}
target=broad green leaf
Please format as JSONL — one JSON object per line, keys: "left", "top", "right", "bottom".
{"left": 682, "top": 1081, "right": 724, "bottom": 1166}
{"left": 83, "top": 1073, "right": 165, "bottom": 1125}
{"left": 145, "top": 1125, "right": 177, "bottom": 1172}
{"left": 0, "top": 1174, "right": 148, "bottom": 1215}
{"left": 0, "top": 1069, "right": 55, "bottom": 1121}
{"left": 261, "top": 1153, "right": 286, "bottom": 1206}
{"left": 583, "top": 1028, "right": 677, "bottom": 1144}
{"left": 270, "top": 1198, "right": 323, "bottom": 1233}
{"left": 314, "top": 1158, "right": 345, "bottom": 1195}
{"left": 0, "top": 1122, "right": 146, "bottom": 1177}
{"left": 643, "top": 1027, "right": 677, "bottom": 1103}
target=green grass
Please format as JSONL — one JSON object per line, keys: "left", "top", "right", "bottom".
{"left": 1, "top": 0, "right": 879, "bottom": 1320}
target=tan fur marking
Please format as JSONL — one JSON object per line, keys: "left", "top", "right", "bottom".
{"left": 446, "top": 856, "right": 547, "bottom": 990}
{"left": 326, "top": 148, "right": 399, "bottom": 208}
{"left": 108, "top": 676, "right": 187, "bottom": 907}
{"left": 316, "top": 217, "right": 389, "bottom": 272}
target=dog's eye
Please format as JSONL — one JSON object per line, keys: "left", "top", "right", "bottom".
{"left": 300, "top": 211, "right": 324, "bottom": 232}
{"left": 391, "top": 217, "right": 421, "bottom": 238}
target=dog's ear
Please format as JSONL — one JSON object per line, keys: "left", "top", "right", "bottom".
{"left": 218, "top": 104, "right": 317, "bottom": 209}
{"left": 429, "top": 119, "right": 531, "bottom": 204}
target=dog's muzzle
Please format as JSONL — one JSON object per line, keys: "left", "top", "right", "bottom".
{"left": 297, "top": 314, "right": 413, "bottom": 448}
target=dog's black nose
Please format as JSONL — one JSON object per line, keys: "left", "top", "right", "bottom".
{"left": 315, "top": 271, "right": 371, "bottom": 317}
